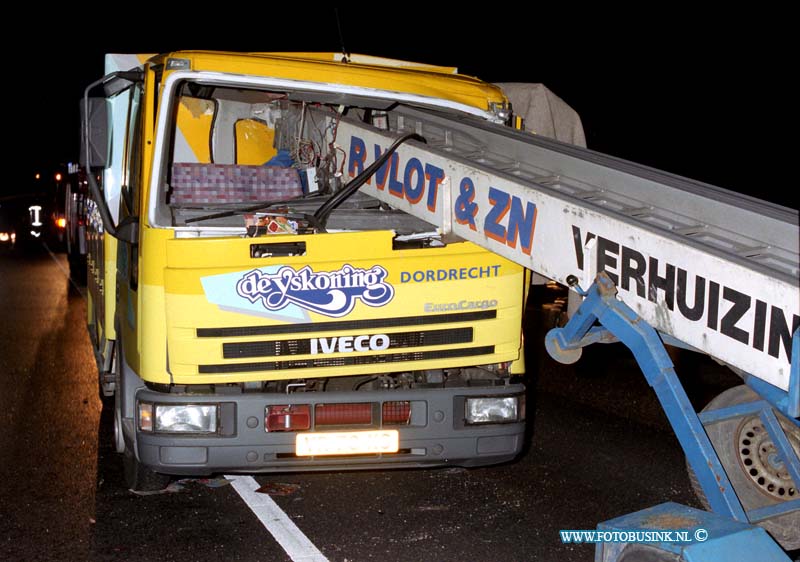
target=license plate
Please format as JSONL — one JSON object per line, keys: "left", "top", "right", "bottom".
{"left": 295, "top": 429, "right": 399, "bottom": 456}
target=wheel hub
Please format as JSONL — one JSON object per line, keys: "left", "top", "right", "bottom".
{"left": 736, "top": 416, "right": 800, "bottom": 500}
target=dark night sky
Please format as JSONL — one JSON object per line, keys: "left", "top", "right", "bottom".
{"left": 8, "top": 11, "right": 795, "bottom": 209}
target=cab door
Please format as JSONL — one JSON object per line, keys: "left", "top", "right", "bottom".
{"left": 115, "top": 83, "right": 144, "bottom": 373}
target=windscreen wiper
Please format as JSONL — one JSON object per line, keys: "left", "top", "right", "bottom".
{"left": 313, "top": 132, "right": 425, "bottom": 227}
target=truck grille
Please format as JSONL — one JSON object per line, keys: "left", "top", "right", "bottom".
{"left": 198, "top": 345, "right": 494, "bottom": 374}
{"left": 196, "top": 310, "right": 496, "bottom": 338}
{"left": 222, "top": 327, "right": 472, "bottom": 359}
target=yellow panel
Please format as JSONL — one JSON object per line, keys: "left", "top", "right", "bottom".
{"left": 235, "top": 119, "right": 276, "bottom": 165}
{"left": 176, "top": 97, "right": 214, "bottom": 162}
{"left": 268, "top": 52, "right": 459, "bottom": 75}
{"left": 135, "top": 228, "right": 172, "bottom": 383}
{"left": 158, "top": 232, "right": 524, "bottom": 384}
{"left": 137, "top": 283, "right": 170, "bottom": 383}
{"left": 103, "top": 234, "right": 117, "bottom": 341}
{"left": 161, "top": 51, "right": 507, "bottom": 113}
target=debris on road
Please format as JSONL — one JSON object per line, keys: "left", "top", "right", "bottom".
{"left": 256, "top": 482, "right": 300, "bottom": 496}
{"left": 128, "top": 477, "right": 231, "bottom": 496}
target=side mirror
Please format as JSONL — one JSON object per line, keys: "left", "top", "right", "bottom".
{"left": 81, "top": 70, "right": 144, "bottom": 243}
{"left": 79, "top": 97, "right": 108, "bottom": 168}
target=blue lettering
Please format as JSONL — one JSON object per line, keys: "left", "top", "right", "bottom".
{"left": 348, "top": 136, "right": 366, "bottom": 177}
{"left": 404, "top": 158, "right": 425, "bottom": 204}
{"left": 388, "top": 154, "right": 403, "bottom": 197}
{"left": 425, "top": 163, "right": 445, "bottom": 212}
{"left": 399, "top": 267, "right": 501, "bottom": 283}
{"left": 484, "top": 187, "right": 510, "bottom": 245}
{"left": 373, "top": 145, "right": 391, "bottom": 190}
{"left": 507, "top": 196, "right": 537, "bottom": 255}
{"left": 454, "top": 177, "right": 478, "bottom": 230}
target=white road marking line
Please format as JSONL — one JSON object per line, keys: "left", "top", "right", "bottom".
{"left": 225, "top": 475, "right": 328, "bottom": 562}
{"left": 42, "top": 242, "right": 86, "bottom": 298}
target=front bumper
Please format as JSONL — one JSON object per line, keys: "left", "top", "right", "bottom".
{"left": 134, "top": 384, "right": 526, "bottom": 475}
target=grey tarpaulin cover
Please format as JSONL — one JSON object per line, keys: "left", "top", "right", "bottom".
{"left": 495, "top": 83, "right": 586, "bottom": 148}
{"left": 495, "top": 83, "right": 586, "bottom": 287}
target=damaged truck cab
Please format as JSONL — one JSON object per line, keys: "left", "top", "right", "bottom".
{"left": 82, "top": 52, "right": 527, "bottom": 490}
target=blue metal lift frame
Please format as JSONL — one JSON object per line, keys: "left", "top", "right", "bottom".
{"left": 545, "top": 273, "right": 800, "bottom": 526}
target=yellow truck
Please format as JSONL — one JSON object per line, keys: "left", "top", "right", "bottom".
{"left": 81, "top": 52, "right": 529, "bottom": 490}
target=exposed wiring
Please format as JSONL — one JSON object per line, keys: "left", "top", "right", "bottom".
{"left": 353, "top": 376, "right": 377, "bottom": 391}
{"left": 314, "top": 132, "right": 426, "bottom": 227}
{"left": 296, "top": 140, "right": 316, "bottom": 166}
{"left": 335, "top": 146, "right": 347, "bottom": 175}
{"left": 325, "top": 107, "right": 345, "bottom": 183}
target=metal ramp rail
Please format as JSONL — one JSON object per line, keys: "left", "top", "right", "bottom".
{"left": 329, "top": 107, "right": 799, "bottom": 391}
{"left": 329, "top": 107, "right": 800, "bottom": 555}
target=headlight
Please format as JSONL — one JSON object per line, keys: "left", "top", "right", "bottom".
{"left": 139, "top": 402, "right": 218, "bottom": 433}
{"left": 465, "top": 396, "right": 520, "bottom": 424}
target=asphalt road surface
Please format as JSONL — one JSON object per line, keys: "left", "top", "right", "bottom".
{"left": 0, "top": 245, "right": 757, "bottom": 561}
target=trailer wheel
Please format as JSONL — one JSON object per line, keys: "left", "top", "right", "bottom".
{"left": 687, "top": 384, "right": 800, "bottom": 550}
{"left": 124, "top": 446, "right": 171, "bottom": 492}
{"left": 617, "top": 544, "right": 680, "bottom": 561}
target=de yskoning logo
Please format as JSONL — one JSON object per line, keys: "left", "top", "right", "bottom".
{"left": 236, "top": 264, "right": 394, "bottom": 317}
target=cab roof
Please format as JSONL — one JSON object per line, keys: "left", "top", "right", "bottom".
{"left": 146, "top": 50, "right": 507, "bottom": 112}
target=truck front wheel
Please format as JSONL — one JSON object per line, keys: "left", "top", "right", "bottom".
{"left": 123, "top": 446, "right": 171, "bottom": 492}
{"left": 116, "top": 338, "right": 171, "bottom": 492}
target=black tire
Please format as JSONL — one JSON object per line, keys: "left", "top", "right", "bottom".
{"left": 98, "top": 335, "right": 119, "bottom": 405}
{"left": 687, "top": 385, "right": 800, "bottom": 550}
{"left": 68, "top": 255, "right": 87, "bottom": 286}
{"left": 98, "top": 365, "right": 114, "bottom": 406}
{"left": 124, "top": 446, "right": 171, "bottom": 492}
{"left": 97, "top": 358, "right": 115, "bottom": 406}
{"left": 112, "top": 381, "right": 125, "bottom": 454}
{"left": 116, "top": 335, "right": 170, "bottom": 492}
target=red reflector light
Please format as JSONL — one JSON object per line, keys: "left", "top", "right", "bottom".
{"left": 265, "top": 405, "right": 310, "bottom": 432}
{"left": 315, "top": 403, "right": 372, "bottom": 426}
{"left": 382, "top": 401, "right": 411, "bottom": 425}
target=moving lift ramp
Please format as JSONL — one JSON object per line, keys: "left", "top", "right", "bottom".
{"left": 326, "top": 107, "right": 799, "bottom": 559}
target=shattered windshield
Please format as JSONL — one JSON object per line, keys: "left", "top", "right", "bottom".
{"left": 160, "top": 82, "right": 433, "bottom": 237}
